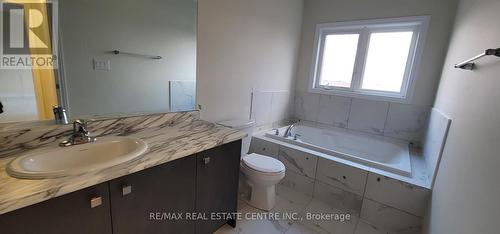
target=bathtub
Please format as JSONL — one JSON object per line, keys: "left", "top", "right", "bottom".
{"left": 265, "top": 124, "right": 412, "bottom": 176}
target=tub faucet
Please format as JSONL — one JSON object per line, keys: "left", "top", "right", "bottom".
{"left": 283, "top": 124, "right": 296, "bottom": 138}
{"left": 53, "top": 105, "right": 69, "bottom": 125}
{"left": 60, "top": 120, "right": 97, "bottom": 147}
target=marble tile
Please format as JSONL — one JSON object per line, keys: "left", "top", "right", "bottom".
{"left": 285, "top": 222, "right": 322, "bottom": 234}
{"left": 360, "top": 199, "right": 422, "bottom": 233}
{"left": 364, "top": 173, "right": 430, "bottom": 217}
{"left": 299, "top": 199, "right": 358, "bottom": 234}
{"left": 355, "top": 219, "right": 421, "bottom": 234}
{"left": 279, "top": 170, "right": 316, "bottom": 197}
{"left": 169, "top": 80, "right": 196, "bottom": 112}
{"left": 422, "top": 108, "right": 451, "bottom": 187}
{"left": 354, "top": 220, "right": 386, "bottom": 234}
{"left": 317, "top": 95, "right": 351, "bottom": 128}
{"left": 271, "top": 91, "right": 293, "bottom": 124}
{"left": 279, "top": 146, "right": 318, "bottom": 179}
{"left": 238, "top": 197, "right": 249, "bottom": 211}
{"left": 315, "top": 157, "right": 368, "bottom": 196}
{"left": 348, "top": 99, "right": 389, "bottom": 135}
{"left": 275, "top": 185, "right": 313, "bottom": 213}
{"left": 252, "top": 91, "right": 274, "bottom": 127}
{"left": 313, "top": 181, "right": 363, "bottom": 216}
{"left": 294, "top": 92, "right": 320, "bottom": 122}
{"left": 219, "top": 187, "right": 313, "bottom": 234}
{"left": 236, "top": 204, "right": 289, "bottom": 234}
{"left": 249, "top": 137, "right": 280, "bottom": 159}
{"left": 383, "top": 103, "right": 429, "bottom": 143}
{"left": 272, "top": 185, "right": 314, "bottom": 229}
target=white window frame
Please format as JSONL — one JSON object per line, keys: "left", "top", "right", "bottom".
{"left": 308, "top": 16, "right": 430, "bottom": 103}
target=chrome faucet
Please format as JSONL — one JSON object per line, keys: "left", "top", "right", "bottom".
{"left": 283, "top": 123, "right": 296, "bottom": 138}
{"left": 60, "top": 120, "right": 97, "bottom": 147}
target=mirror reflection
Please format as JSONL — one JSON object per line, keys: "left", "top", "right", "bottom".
{"left": 0, "top": 0, "right": 197, "bottom": 124}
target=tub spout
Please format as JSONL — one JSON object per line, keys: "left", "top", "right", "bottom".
{"left": 283, "top": 124, "right": 296, "bottom": 138}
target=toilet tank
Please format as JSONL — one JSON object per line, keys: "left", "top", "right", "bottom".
{"left": 218, "top": 119, "right": 255, "bottom": 157}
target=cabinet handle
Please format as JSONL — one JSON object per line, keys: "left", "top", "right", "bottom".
{"left": 90, "top": 196, "right": 102, "bottom": 208}
{"left": 122, "top": 185, "right": 132, "bottom": 196}
{"left": 203, "top": 157, "right": 211, "bottom": 165}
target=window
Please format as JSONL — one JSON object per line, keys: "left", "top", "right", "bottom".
{"left": 309, "top": 16, "right": 430, "bottom": 102}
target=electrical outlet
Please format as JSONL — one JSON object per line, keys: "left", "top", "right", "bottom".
{"left": 93, "top": 59, "right": 110, "bottom": 71}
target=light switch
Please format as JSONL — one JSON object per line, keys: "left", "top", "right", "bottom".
{"left": 93, "top": 59, "right": 110, "bottom": 71}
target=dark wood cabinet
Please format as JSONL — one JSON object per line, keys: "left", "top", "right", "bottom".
{"left": 0, "top": 183, "right": 112, "bottom": 234}
{"left": 0, "top": 140, "right": 241, "bottom": 234}
{"left": 195, "top": 140, "right": 241, "bottom": 234}
{"left": 109, "top": 156, "right": 196, "bottom": 234}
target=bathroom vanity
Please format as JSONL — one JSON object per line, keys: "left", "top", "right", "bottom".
{"left": 0, "top": 112, "right": 246, "bottom": 234}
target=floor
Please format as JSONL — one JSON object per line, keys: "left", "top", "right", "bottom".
{"left": 215, "top": 185, "right": 386, "bottom": 234}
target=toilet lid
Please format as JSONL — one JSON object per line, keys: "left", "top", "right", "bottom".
{"left": 242, "top": 153, "right": 285, "bottom": 173}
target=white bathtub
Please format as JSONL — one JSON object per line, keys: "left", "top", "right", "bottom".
{"left": 265, "top": 124, "right": 412, "bottom": 176}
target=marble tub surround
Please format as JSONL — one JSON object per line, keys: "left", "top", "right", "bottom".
{"left": 0, "top": 111, "right": 246, "bottom": 215}
{"left": 422, "top": 108, "right": 451, "bottom": 187}
{"left": 248, "top": 134, "right": 431, "bottom": 233}
{"left": 253, "top": 124, "right": 431, "bottom": 189}
{"left": 278, "top": 146, "right": 318, "bottom": 179}
{"left": 251, "top": 90, "right": 294, "bottom": 132}
{"left": 294, "top": 92, "right": 430, "bottom": 144}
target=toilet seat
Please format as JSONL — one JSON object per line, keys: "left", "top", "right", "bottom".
{"left": 242, "top": 153, "right": 285, "bottom": 174}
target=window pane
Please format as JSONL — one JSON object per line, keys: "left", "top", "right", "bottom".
{"left": 362, "top": 31, "right": 413, "bottom": 92}
{"left": 319, "top": 34, "right": 359, "bottom": 88}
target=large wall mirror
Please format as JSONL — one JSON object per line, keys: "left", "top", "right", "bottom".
{"left": 0, "top": 0, "right": 197, "bottom": 125}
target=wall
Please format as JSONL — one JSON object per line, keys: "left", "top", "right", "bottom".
{"left": 293, "top": 0, "right": 458, "bottom": 143}
{"left": 424, "top": 0, "right": 500, "bottom": 233}
{"left": 296, "top": 0, "right": 458, "bottom": 106}
{"left": 0, "top": 69, "right": 38, "bottom": 123}
{"left": 60, "top": 0, "right": 197, "bottom": 117}
{"left": 196, "top": 0, "right": 303, "bottom": 123}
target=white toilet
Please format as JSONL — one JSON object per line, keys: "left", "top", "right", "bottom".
{"left": 218, "top": 119, "right": 286, "bottom": 211}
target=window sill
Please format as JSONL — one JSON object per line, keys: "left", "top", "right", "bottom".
{"left": 308, "top": 87, "right": 412, "bottom": 104}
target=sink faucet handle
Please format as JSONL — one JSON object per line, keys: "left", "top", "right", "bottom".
{"left": 73, "top": 119, "right": 89, "bottom": 135}
{"left": 293, "top": 134, "right": 301, "bottom": 140}
{"left": 60, "top": 120, "right": 96, "bottom": 147}
{"left": 272, "top": 128, "right": 279, "bottom": 136}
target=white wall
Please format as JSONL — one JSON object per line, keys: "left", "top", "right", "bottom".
{"left": 0, "top": 69, "right": 38, "bottom": 123}
{"left": 60, "top": 0, "right": 197, "bottom": 117}
{"left": 196, "top": 0, "right": 304, "bottom": 122}
{"left": 295, "top": 0, "right": 458, "bottom": 106}
{"left": 290, "top": 0, "right": 458, "bottom": 144}
{"left": 424, "top": 0, "right": 500, "bottom": 233}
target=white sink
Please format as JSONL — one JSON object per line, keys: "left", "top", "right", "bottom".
{"left": 7, "top": 137, "right": 148, "bottom": 179}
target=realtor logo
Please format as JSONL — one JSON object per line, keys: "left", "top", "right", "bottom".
{"left": 1, "top": 1, "right": 58, "bottom": 69}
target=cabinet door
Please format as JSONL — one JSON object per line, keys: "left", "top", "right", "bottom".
{"left": 0, "top": 183, "right": 112, "bottom": 234}
{"left": 109, "top": 156, "right": 196, "bottom": 234}
{"left": 195, "top": 140, "right": 241, "bottom": 234}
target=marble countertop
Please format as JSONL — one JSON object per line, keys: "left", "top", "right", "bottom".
{"left": 0, "top": 115, "right": 246, "bottom": 215}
